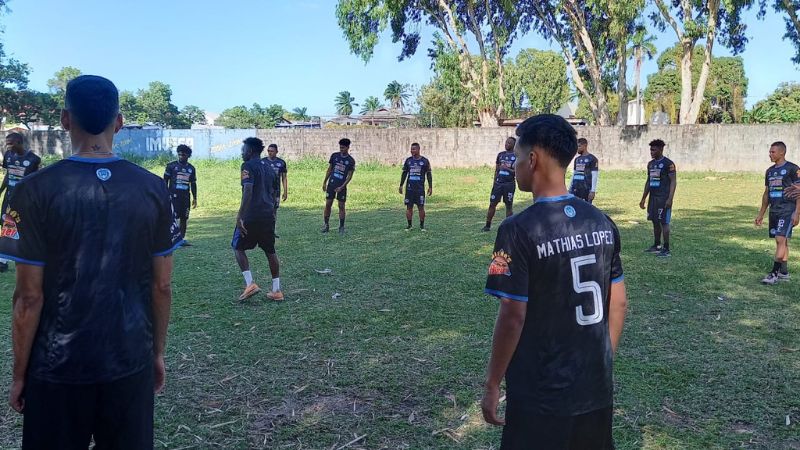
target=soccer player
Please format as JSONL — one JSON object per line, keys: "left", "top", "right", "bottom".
{"left": 0, "top": 132, "right": 41, "bottom": 272}
{"left": 232, "top": 137, "right": 283, "bottom": 301}
{"left": 483, "top": 137, "right": 517, "bottom": 232}
{"left": 322, "top": 138, "right": 355, "bottom": 234}
{"left": 755, "top": 141, "right": 800, "bottom": 284}
{"left": 481, "top": 114, "right": 627, "bottom": 449}
{"left": 263, "top": 143, "right": 288, "bottom": 214}
{"left": 399, "top": 142, "right": 432, "bottom": 231}
{"left": 639, "top": 139, "right": 677, "bottom": 257}
{"left": 0, "top": 75, "right": 180, "bottom": 448}
{"left": 569, "top": 137, "right": 599, "bottom": 203}
{"left": 163, "top": 144, "right": 197, "bottom": 245}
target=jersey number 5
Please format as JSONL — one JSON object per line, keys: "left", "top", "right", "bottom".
{"left": 570, "top": 255, "right": 603, "bottom": 326}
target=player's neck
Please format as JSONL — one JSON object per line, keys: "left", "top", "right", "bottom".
{"left": 774, "top": 158, "right": 786, "bottom": 166}
{"left": 13, "top": 148, "right": 26, "bottom": 156}
{"left": 72, "top": 135, "right": 115, "bottom": 158}
{"left": 532, "top": 172, "right": 569, "bottom": 199}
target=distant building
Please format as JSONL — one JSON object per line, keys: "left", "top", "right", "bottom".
{"left": 325, "top": 116, "right": 363, "bottom": 126}
{"left": 275, "top": 117, "right": 321, "bottom": 129}
{"left": 359, "top": 107, "right": 417, "bottom": 127}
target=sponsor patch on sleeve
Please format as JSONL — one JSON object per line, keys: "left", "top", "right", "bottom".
{"left": 1, "top": 210, "right": 20, "bottom": 240}
{"left": 488, "top": 250, "right": 512, "bottom": 276}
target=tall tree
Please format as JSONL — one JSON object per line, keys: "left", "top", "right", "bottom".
{"left": 417, "top": 42, "right": 475, "bottom": 127}
{"left": 137, "top": 81, "right": 181, "bottom": 127}
{"left": 2, "top": 90, "right": 59, "bottom": 129}
{"left": 215, "top": 103, "right": 286, "bottom": 129}
{"left": 179, "top": 105, "right": 206, "bottom": 126}
{"left": 505, "top": 49, "right": 570, "bottom": 115}
{"left": 336, "top": 0, "right": 524, "bottom": 127}
{"left": 628, "top": 25, "right": 658, "bottom": 102}
{"left": 292, "top": 107, "right": 310, "bottom": 121}
{"left": 651, "top": 0, "right": 756, "bottom": 124}
{"left": 745, "top": 82, "right": 800, "bottom": 123}
{"left": 334, "top": 90, "right": 355, "bottom": 116}
{"left": 47, "top": 66, "right": 81, "bottom": 106}
{"left": 360, "top": 96, "right": 383, "bottom": 114}
{"left": 119, "top": 90, "right": 146, "bottom": 124}
{"left": 384, "top": 81, "right": 410, "bottom": 111}
{"left": 771, "top": 1, "right": 800, "bottom": 64}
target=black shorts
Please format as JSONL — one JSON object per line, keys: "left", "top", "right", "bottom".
{"left": 231, "top": 219, "right": 276, "bottom": 254}
{"left": 326, "top": 184, "right": 347, "bottom": 202}
{"left": 22, "top": 367, "right": 154, "bottom": 450}
{"left": 769, "top": 210, "right": 795, "bottom": 238}
{"left": 491, "top": 182, "right": 515, "bottom": 206}
{"left": 404, "top": 188, "right": 426, "bottom": 207}
{"left": 647, "top": 197, "right": 672, "bottom": 224}
{"left": 171, "top": 194, "right": 191, "bottom": 220}
{"left": 274, "top": 193, "right": 281, "bottom": 210}
{"left": 501, "top": 406, "right": 613, "bottom": 450}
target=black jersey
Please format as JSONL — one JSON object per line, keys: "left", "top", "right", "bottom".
{"left": 263, "top": 157, "right": 287, "bottom": 191}
{"left": 495, "top": 151, "right": 516, "bottom": 184}
{"left": 485, "top": 194, "right": 624, "bottom": 416}
{"left": 571, "top": 154, "right": 599, "bottom": 193}
{"left": 0, "top": 155, "right": 182, "bottom": 384}
{"left": 240, "top": 158, "right": 275, "bottom": 222}
{"left": 765, "top": 161, "right": 800, "bottom": 214}
{"left": 2, "top": 150, "right": 41, "bottom": 202}
{"left": 647, "top": 157, "right": 676, "bottom": 198}
{"left": 402, "top": 156, "right": 431, "bottom": 191}
{"left": 328, "top": 152, "right": 356, "bottom": 188}
{"left": 163, "top": 161, "right": 196, "bottom": 198}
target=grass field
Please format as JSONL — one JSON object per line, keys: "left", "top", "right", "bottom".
{"left": 0, "top": 158, "right": 798, "bottom": 449}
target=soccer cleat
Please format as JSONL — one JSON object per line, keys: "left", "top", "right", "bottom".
{"left": 656, "top": 249, "right": 671, "bottom": 258}
{"left": 321, "top": 225, "right": 329, "bottom": 233}
{"left": 777, "top": 272, "right": 791, "bottom": 281}
{"left": 404, "top": 226, "right": 412, "bottom": 231}
{"left": 274, "top": 233, "right": 280, "bottom": 239}
{"left": 238, "top": 283, "right": 261, "bottom": 301}
{"left": 266, "top": 290, "right": 284, "bottom": 301}
{"left": 481, "top": 225, "right": 491, "bottom": 232}
{"left": 0, "top": 262, "right": 8, "bottom": 273}
{"left": 420, "top": 227, "right": 427, "bottom": 232}
{"left": 761, "top": 272, "right": 779, "bottom": 285}
{"left": 644, "top": 245, "right": 661, "bottom": 253}
{"left": 338, "top": 226, "right": 346, "bottom": 235}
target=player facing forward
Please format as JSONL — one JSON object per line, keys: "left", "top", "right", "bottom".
{"left": 232, "top": 137, "right": 283, "bottom": 301}
{"left": 755, "top": 141, "right": 800, "bottom": 284}
{"left": 481, "top": 114, "right": 627, "bottom": 449}
{"left": 322, "top": 138, "right": 355, "bottom": 234}
{"left": 399, "top": 143, "right": 432, "bottom": 231}
{"left": 1, "top": 132, "right": 41, "bottom": 272}
{"left": 483, "top": 137, "right": 517, "bottom": 232}
{"left": 163, "top": 144, "right": 197, "bottom": 245}
{"left": 569, "top": 138, "right": 599, "bottom": 203}
{"left": 639, "top": 139, "right": 677, "bottom": 257}
{"left": 263, "top": 144, "right": 288, "bottom": 214}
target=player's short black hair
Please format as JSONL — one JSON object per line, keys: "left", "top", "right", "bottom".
{"left": 176, "top": 144, "right": 192, "bottom": 156}
{"left": 577, "top": 137, "right": 588, "bottom": 145}
{"left": 5, "top": 132, "right": 23, "bottom": 144}
{"left": 515, "top": 114, "right": 577, "bottom": 169}
{"left": 507, "top": 136, "right": 516, "bottom": 141}
{"left": 411, "top": 142, "right": 420, "bottom": 148}
{"left": 649, "top": 139, "right": 666, "bottom": 149}
{"left": 64, "top": 75, "right": 119, "bottom": 135}
{"left": 339, "top": 138, "right": 351, "bottom": 147}
{"left": 268, "top": 143, "right": 278, "bottom": 150}
{"left": 243, "top": 137, "right": 265, "bottom": 154}
{"left": 771, "top": 141, "right": 787, "bottom": 152}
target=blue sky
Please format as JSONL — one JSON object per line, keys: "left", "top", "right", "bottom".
{"left": 2, "top": 0, "right": 798, "bottom": 117}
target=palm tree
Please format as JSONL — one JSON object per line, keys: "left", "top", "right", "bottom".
{"left": 292, "top": 107, "right": 310, "bottom": 122}
{"left": 628, "top": 25, "right": 657, "bottom": 102}
{"left": 360, "top": 96, "right": 384, "bottom": 125}
{"left": 334, "top": 91, "right": 355, "bottom": 116}
{"left": 384, "top": 81, "right": 410, "bottom": 111}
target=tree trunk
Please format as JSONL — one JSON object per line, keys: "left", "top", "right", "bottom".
{"left": 678, "top": 40, "right": 694, "bottom": 124}
{"left": 635, "top": 48, "right": 642, "bottom": 101}
{"left": 478, "top": 109, "right": 499, "bottom": 127}
{"left": 685, "top": 2, "right": 718, "bottom": 124}
{"left": 616, "top": 49, "right": 629, "bottom": 126}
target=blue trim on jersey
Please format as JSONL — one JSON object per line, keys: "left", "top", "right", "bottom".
{"left": 0, "top": 253, "right": 45, "bottom": 266}
{"left": 611, "top": 275, "right": 625, "bottom": 284}
{"left": 484, "top": 288, "right": 528, "bottom": 302}
{"left": 153, "top": 240, "right": 184, "bottom": 257}
{"left": 67, "top": 155, "right": 122, "bottom": 163}
{"left": 534, "top": 194, "right": 575, "bottom": 204}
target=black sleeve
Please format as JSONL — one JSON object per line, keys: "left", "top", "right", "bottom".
{"left": 152, "top": 182, "right": 182, "bottom": 256}
{"left": 189, "top": 165, "right": 197, "bottom": 183}
{"left": 0, "top": 182, "right": 46, "bottom": 265}
{"left": 484, "top": 221, "right": 530, "bottom": 302}
{"left": 610, "top": 221, "right": 624, "bottom": 283}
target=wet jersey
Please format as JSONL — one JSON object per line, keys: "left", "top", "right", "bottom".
{"left": 163, "top": 161, "right": 196, "bottom": 198}
{"left": 495, "top": 151, "right": 516, "bottom": 184}
{"left": 765, "top": 161, "right": 800, "bottom": 214}
{"left": 240, "top": 158, "right": 275, "bottom": 222}
{"left": 485, "top": 194, "right": 624, "bottom": 416}
{"left": 647, "top": 157, "right": 676, "bottom": 198}
{"left": 571, "top": 154, "right": 598, "bottom": 193}
{"left": 402, "top": 156, "right": 431, "bottom": 191}
{"left": 0, "top": 155, "right": 182, "bottom": 384}
{"left": 327, "top": 152, "right": 355, "bottom": 188}
{"left": 263, "top": 157, "right": 287, "bottom": 193}
{"left": 2, "top": 150, "right": 41, "bottom": 202}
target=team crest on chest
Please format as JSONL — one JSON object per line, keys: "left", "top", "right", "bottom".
{"left": 96, "top": 168, "right": 112, "bottom": 181}
{"left": 488, "top": 250, "right": 512, "bottom": 276}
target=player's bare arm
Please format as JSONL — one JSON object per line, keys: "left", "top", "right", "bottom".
{"left": 755, "top": 187, "right": 769, "bottom": 226}
{"left": 481, "top": 298, "right": 526, "bottom": 426}
{"left": 793, "top": 196, "right": 800, "bottom": 226}
{"left": 191, "top": 181, "right": 198, "bottom": 209}
{"left": 337, "top": 170, "right": 354, "bottom": 193}
{"left": 10, "top": 264, "right": 44, "bottom": 413}
{"left": 151, "top": 255, "right": 173, "bottom": 394}
{"left": 399, "top": 167, "right": 408, "bottom": 194}
{"left": 639, "top": 178, "right": 650, "bottom": 209}
{"left": 608, "top": 281, "right": 628, "bottom": 355}
{"left": 237, "top": 183, "right": 253, "bottom": 234}
{"left": 426, "top": 169, "right": 433, "bottom": 196}
{"left": 322, "top": 165, "right": 332, "bottom": 191}
{"left": 666, "top": 172, "right": 677, "bottom": 209}
{"left": 281, "top": 173, "right": 288, "bottom": 201}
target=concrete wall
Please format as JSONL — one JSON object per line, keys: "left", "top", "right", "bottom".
{"left": 17, "top": 124, "right": 800, "bottom": 172}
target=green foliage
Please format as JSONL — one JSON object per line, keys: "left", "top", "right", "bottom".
{"left": 180, "top": 105, "right": 206, "bottom": 125}
{"left": 119, "top": 90, "right": 146, "bottom": 125}
{"left": 772, "top": 0, "right": 800, "bottom": 64}
{"left": 117, "top": 83, "right": 205, "bottom": 128}
{"left": 46, "top": 66, "right": 81, "bottom": 107}
{"left": 360, "top": 96, "right": 383, "bottom": 115}
{"left": 745, "top": 82, "right": 800, "bottom": 123}
{"left": 334, "top": 91, "right": 355, "bottom": 116}
{"left": 383, "top": 80, "right": 409, "bottom": 111}
{"left": 291, "top": 107, "right": 310, "bottom": 122}
{"left": 0, "top": 89, "right": 59, "bottom": 128}
{"left": 215, "top": 103, "right": 286, "bottom": 129}
{"left": 505, "top": 49, "right": 569, "bottom": 115}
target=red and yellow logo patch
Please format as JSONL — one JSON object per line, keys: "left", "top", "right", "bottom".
{"left": 0, "top": 210, "right": 20, "bottom": 240}
{"left": 488, "top": 250, "right": 512, "bottom": 276}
